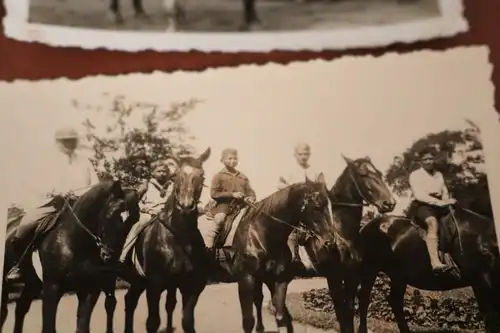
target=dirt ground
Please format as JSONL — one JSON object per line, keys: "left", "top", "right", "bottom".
{"left": 3, "top": 278, "right": 333, "bottom": 333}
{"left": 28, "top": 0, "right": 440, "bottom": 32}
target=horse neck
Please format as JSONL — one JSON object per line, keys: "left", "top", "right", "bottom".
{"left": 247, "top": 186, "right": 302, "bottom": 243}
{"left": 63, "top": 192, "right": 105, "bottom": 237}
{"left": 447, "top": 211, "right": 498, "bottom": 260}
{"left": 329, "top": 170, "right": 364, "bottom": 241}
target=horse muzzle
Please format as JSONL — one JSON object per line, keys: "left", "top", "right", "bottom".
{"left": 376, "top": 199, "right": 396, "bottom": 214}
{"left": 176, "top": 201, "right": 198, "bottom": 215}
{"left": 99, "top": 248, "right": 114, "bottom": 263}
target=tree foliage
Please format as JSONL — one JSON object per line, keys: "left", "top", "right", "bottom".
{"left": 385, "top": 123, "right": 491, "bottom": 216}
{"left": 78, "top": 94, "right": 201, "bottom": 187}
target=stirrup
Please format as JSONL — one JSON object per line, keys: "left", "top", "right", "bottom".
{"left": 6, "top": 266, "right": 22, "bottom": 281}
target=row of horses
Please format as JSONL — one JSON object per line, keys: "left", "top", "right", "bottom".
{"left": 1, "top": 147, "right": 499, "bottom": 333}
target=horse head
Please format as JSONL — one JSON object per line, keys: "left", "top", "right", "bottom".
{"left": 172, "top": 148, "right": 211, "bottom": 215}
{"left": 297, "top": 173, "right": 337, "bottom": 248}
{"left": 340, "top": 154, "right": 396, "bottom": 214}
{"left": 77, "top": 179, "right": 128, "bottom": 263}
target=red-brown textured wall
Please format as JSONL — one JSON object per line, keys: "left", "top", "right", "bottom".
{"left": 0, "top": 0, "right": 498, "bottom": 112}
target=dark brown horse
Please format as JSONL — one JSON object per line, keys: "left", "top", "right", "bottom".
{"left": 1, "top": 180, "right": 131, "bottom": 333}
{"left": 289, "top": 156, "right": 396, "bottom": 333}
{"left": 121, "top": 148, "right": 211, "bottom": 333}
{"left": 224, "top": 173, "right": 336, "bottom": 333}
{"left": 357, "top": 202, "right": 500, "bottom": 333}
{"left": 98, "top": 185, "right": 145, "bottom": 333}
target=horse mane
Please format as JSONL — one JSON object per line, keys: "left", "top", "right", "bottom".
{"left": 330, "top": 164, "right": 351, "bottom": 198}
{"left": 244, "top": 183, "right": 303, "bottom": 221}
{"left": 74, "top": 180, "right": 117, "bottom": 210}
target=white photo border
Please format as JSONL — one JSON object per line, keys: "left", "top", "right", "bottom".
{"left": 3, "top": 0, "right": 467, "bottom": 53}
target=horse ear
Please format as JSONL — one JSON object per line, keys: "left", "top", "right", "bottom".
{"left": 198, "top": 147, "right": 211, "bottom": 163}
{"left": 364, "top": 156, "right": 371, "bottom": 162}
{"left": 341, "top": 154, "right": 354, "bottom": 164}
{"left": 315, "top": 172, "right": 326, "bottom": 185}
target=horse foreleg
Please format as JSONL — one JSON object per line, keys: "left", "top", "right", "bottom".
{"left": 472, "top": 273, "right": 500, "bottom": 333}
{"left": 132, "top": 0, "right": 149, "bottom": 20}
{"left": 386, "top": 276, "right": 410, "bottom": 333}
{"left": 326, "top": 274, "right": 348, "bottom": 333}
{"left": 124, "top": 284, "right": 145, "bottom": 333}
{"left": 0, "top": 281, "right": 9, "bottom": 332}
{"left": 13, "top": 279, "right": 42, "bottom": 333}
{"left": 145, "top": 285, "right": 162, "bottom": 333}
{"left": 179, "top": 283, "right": 203, "bottom": 333}
{"left": 253, "top": 280, "right": 265, "bottom": 333}
{"left": 238, "top": 275, "right": 256, "bottom": 333}
{"left": 342, "top": 275, "right": 358, "bottom": 333}
{"left": 240, "top": 0, "right": 260, "bottom": 31}
{"left": 75, "top": 289, "right": 100, "bottom": 333}
{"left": 42, "top": 283, "right": 63, "bottom": 333}
{"left": 165, "top": 286, "right": 177, "bottom": 333}
{"left": 357, "top": 274, "right": 377, "bottom": 333}
{"left": 109, "top": 0, "right": 124, "bottom": 24}
{"left": 104, "top": 291, "right": 117, "bottom": 333}
{"left": 274, "top": 281, "right": 293, "bottom": 333}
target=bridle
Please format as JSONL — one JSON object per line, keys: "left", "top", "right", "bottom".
{"left": 329, "top": 160, "right": 379, "bottom": 209}
{"left": 60, "top": 190, "right": 122, "bottom": 256}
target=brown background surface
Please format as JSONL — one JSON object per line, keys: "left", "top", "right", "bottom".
{"left": 0, "top": 0, "right": 498, "bottom": 111}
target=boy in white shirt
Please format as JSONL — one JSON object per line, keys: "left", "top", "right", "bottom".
{"left": 7, "top": 126, "right": 100, "bottom": 281}
{"left": 119, "top": 160, "right": 175, "bottom": 263}
{"left": 278, "top": 143, "right": 321, "bottom": 263}
{"left": 407, "top": 147, "right": 456, "bottom": 273}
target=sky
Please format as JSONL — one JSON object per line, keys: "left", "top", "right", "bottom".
{"left": 1, "top": 47, "right": 499, "bottom": 216}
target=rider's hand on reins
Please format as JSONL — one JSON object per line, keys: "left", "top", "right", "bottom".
{"left": 243, "top": 197, "right": 256, "bottom": 205}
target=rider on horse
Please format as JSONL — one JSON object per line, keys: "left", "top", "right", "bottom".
{"left": 6, "top": 126, "right": 100, "bottom": 281}
{"left": 407, "top": 147, "right": 456, "bottom": 273}
{"left": 205, "top": 148, "right": 256, "bottom": 255}
{"left": 119, "top": 159, "right": 177, "bottom": 264}
{"left": 277, "top": 142, "right": 321, "bottom": 264}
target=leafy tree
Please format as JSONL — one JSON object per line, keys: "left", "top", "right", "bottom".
{"left": 77, "top": 94, "right": 202, "bottom": 187}
{"left": 385, "top": 122, "right": 492, "bottom": 217}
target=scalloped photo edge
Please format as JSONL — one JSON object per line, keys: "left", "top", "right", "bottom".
{"left": 3, "top": 0, "right": 468, "bottom": 52}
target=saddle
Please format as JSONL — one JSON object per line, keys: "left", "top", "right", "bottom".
{"left": 213, "top": 204, "right": 244, "bottom": 249}
{"left": 36, "top": 195, "right": 78, "bottom": 238}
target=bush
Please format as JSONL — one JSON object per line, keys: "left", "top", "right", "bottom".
{"left": 273, "top": 274, "right": 484, "bottom": 333}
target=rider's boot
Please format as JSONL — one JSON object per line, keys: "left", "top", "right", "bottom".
{"left": 6, "top": 236, "right": 23, "bottom": 281}
{"left": 425, "top": 233, "right": 452, "bottom": 273}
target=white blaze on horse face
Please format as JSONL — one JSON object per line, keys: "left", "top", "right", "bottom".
{"left": 182, "top": 165, "right": 195, "bottom": 176}
{"left": 327, "top": 195, "right": 334, "bottom": 226}
{"left": 365, "top": 163, "right": 378, "bottom": 174}
{"left": 121, "top": 211, "right": 129, "bottom": 222}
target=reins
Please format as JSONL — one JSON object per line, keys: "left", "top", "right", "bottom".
{"left": 244, "top": 200, "right": 315, "bottom": 237}
{"left": 61, "top": 195, "right": 116, "bottom": 254}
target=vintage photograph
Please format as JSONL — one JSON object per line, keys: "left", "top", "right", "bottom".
{"left": 3, "top": 0, "right": 467, "bottom": 52}
{"left": 0, "top": 46, "right": 499, "bottom": 333}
